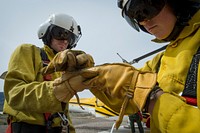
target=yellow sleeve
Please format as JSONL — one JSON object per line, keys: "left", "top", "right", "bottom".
{"left": 151, "top": 93, "right": 200, "bottom": 133}
{"left": 139, "top": 52, "right": 164, "bottom": 72}
{"left": 4, "top": 44, "right": 62, "bottom": 113}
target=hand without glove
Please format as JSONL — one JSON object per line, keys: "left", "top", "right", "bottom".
{"left": 53, "top": 69, "right": 98, "bottom": 103}
{"left": 42, "top": 49, "right": 94, "bottom": 74}
{"left": 83, "top": 63, "right": 157, "bottom": 129}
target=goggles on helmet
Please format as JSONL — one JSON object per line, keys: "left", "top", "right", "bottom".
{"left": 122, "top": 0, "right": 166, "bottom": 31}
{"left": 50, "top": 25, "right": 77, "bottom": 45}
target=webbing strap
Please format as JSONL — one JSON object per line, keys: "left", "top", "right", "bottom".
{"left": 39, "top": 48, "right": 68, "bottom": 132}
{"left": 182, "top": 47, "right": 200, "bottom": 106}
{"left": 40, "top": 48, "right": 50, "bottom": 67}
{"left": 115, "top": 70, "right": 140, "bottom": 129}
{"left": 5, "top": 118, "right": 12, "bottom": 133}
{"left": 182, "top": 96, "right": 197, "bottom": 106}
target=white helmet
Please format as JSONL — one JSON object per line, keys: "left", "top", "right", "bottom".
{"left": 38, "top": 13, "right": 82, "bottom": 49}
{"left": 117, "top": 0, "right": 128, "bottom": 9}
{"left": 118, "top": 0, "right": 200, "bottom": 34}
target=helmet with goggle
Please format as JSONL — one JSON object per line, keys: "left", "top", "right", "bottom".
{"left": 38, "top": 13, "right": 82, "bottom": 49}
{"left": 118, "top": 0, "right": 200, "bottom": 33}
{"left": 118, "top": 0, "right": 166, "bottom": 32}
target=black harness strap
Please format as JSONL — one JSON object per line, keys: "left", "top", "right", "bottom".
{"left": 40, "top": 48, "right": 50, "bottom": 67}
{"left": 182, "top": 47, "right": 200, "bottom": 106}
{"left": 39, "top": 48, "right": 69, "bottom": 133}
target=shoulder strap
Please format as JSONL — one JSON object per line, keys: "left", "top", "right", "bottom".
{"left": 38, "top": 47, "right": 69, "bottom": 130}
{"left": 39, "top": 48, "right": 51, "bottom": 81}
{"left": 39, "top": 48, "right": 50, "bottom": 67}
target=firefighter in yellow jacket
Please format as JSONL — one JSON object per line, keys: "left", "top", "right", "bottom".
{"left": 40, "top": 0, "right": 200, "bottom": 133}
{"left": 3, "top": 13, "right": 94, "bottom": 133}
{"left": 84, "top": 0, "right": 200, "bottom": 132}
{"left": 116, "top": 0, "right": 200, "bottom": 132}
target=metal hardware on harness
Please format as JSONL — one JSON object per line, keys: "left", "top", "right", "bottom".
{"left": 58, "top": 112, "right": 69, "bottom": 128}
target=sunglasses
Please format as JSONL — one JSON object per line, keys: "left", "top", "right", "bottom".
{"left": 123, "top": 0, "right": 166, "bottom": 31}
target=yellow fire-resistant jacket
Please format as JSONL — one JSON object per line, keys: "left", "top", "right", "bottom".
{"left": 139, "top": 10, "right": 200, "bottom": 132}
{"left": 3, "top": 44, "right": 75, "bottom": 132}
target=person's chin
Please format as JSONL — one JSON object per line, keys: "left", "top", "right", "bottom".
{"left": 59, "top": 48, "right": 66, "bottom": 51}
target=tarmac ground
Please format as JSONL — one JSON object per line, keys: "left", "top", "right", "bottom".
{"left": 0, "top": 112, "right": 150, "bottom": 133}
{"left": 70, "top": 112, "right": 150, "bottom": 133}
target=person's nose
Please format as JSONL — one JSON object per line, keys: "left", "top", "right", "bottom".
{"left": 61, "top": 40, "right": 69, "bottom": 45}
{"left": 64, "top": 40, "right": 68, "bottom": 43}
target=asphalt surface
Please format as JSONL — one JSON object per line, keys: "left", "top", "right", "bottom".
{"left": 0, "top": 112, "right": 150, "bottom": 133}
{"left": 71, "top": 112, "right": 150, "bottom": 133}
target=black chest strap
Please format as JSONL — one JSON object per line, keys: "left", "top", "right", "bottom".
{"left": 182, "top": 47, "right": 200, "bottom": 106}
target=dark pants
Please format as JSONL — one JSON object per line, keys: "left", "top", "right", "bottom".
{"left": 11, "top": 122, "right": 62, "bottom": 133}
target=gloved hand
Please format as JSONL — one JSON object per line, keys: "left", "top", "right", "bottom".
{"left": 42, "top": 49, "right": 94, "bottom": 74}
{"left": 53, "top": 69, "right": 98, "bottom": 103}
{"left": 53, "top": 63, "right": 157, "bottom": 129}
{"left": 83, "top": 63, "right": 157, "bottom": 128}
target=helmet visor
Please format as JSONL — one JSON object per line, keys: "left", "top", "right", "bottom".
{"left": 50, "top": 25, "right": 77, "bottom": 45}
{"left": 122, "top": 0, "right": 166, "bottom": 31}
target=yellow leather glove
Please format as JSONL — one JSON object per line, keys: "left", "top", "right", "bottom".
{"left": 53, "top": 70, "right": 98, "bottom": 103}
{"left": 84, "top": 63, "right": 157, "bottom": 128}
{"left": 53, "top": 63, "right": 157, "bottom": 129}
{"left": 42, "top": 49, "right": 94, "bottom": 74}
